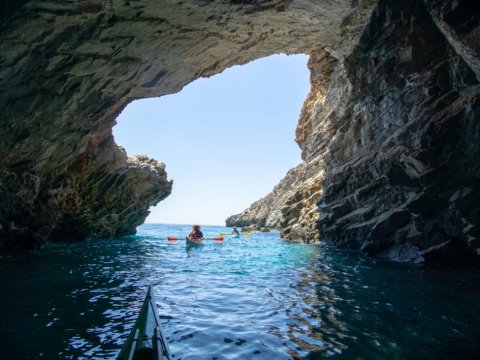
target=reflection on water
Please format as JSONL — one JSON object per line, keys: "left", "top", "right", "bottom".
{"left": 0, "top": 224, "right": 479, "bottom": 359}
{"left": 288, "top": 251, "right": 480, "bottom": 359}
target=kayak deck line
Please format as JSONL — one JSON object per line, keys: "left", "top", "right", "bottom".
{"left": 117, "top": 286, "right": 172, "bottom": 360}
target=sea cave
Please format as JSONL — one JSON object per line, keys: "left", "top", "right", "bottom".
{"left": 1, "top": 0, "right": 479, "bottom": 262}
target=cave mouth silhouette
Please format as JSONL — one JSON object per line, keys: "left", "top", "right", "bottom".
{"left": 1, "top": 0, "right": 384, "bottom": 250}
{"left": 113, "top": 54, "right": 311, "bottom": 226}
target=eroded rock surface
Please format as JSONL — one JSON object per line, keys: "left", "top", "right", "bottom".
{"left": 318, "top": 0, "right": 480, "bottom": 263}
{"left": 226, "top": 157, "right": 325, "bottom": 242}
{"left": 230, "top": 0, "right": 480, "bottom": 263}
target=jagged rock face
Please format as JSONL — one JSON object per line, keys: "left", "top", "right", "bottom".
{"left": 318, "top": 0, "right": 480, "bottom": 263}
{"left": 226, "top": 158, "right": 325, "bottom": 242}
{"left": 0, "top": 146, "right": 172, "bottom": 249}
{"left": 0, "top": 0, "right": 378, "bottom": 248}
{"left": 230, "top": 0, "right": 480, "bottom": 263}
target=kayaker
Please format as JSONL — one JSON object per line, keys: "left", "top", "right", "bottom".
{"left": 232, "top": 226, "right": 240, "bottom": 235}
{"left": 187, "top": 224, "right": 204, "bottom": 240}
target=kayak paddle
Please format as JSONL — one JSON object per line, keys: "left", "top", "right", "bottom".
{"left": 167, "top": 236, "right": 224, "bottom": 241}
{"left": 219, "top": 233, "right": 251, "bottom": 237}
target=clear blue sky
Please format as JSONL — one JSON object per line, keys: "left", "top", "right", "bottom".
{"left": 114, "top": 54, "right": 310, "bottom": 225}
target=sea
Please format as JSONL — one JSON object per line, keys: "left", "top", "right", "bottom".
{"left": 0, "top": 224, "right": 479, "bottom": 359}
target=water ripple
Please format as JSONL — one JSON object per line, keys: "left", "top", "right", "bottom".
{"left": 0, "top": 224, "right": 479, "bottom": 359}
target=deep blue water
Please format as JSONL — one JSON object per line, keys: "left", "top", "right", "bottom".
{"left": 0, "top": 224, "right": 479, "bottom": 359}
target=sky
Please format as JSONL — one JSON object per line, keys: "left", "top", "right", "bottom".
{"left": 113, "top": 54, "right": 310, "bottom": 225}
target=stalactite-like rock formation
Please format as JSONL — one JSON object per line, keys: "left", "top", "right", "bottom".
{"left": 1, "top": 0, "right": 479, "bottom": 264}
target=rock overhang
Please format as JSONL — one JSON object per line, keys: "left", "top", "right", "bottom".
{"left": 0, "top": 0, "right": 378, "bottom": 248}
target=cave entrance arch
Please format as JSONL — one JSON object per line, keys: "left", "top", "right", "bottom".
{"left": 2, "top": 0, "right": 376, "bottom": 247}
{"left": 7, "top": 1, "right": 479, "bottom": 262}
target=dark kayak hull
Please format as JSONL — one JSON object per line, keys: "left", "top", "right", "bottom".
{"left": 117, "top": 286, "right": 172, "bottom": 360}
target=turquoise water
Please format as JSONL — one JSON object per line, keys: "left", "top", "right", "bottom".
{"left": 0, "top": 224, "right": 479, "bottom": 359}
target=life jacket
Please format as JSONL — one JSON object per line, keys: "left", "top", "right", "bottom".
{"left": 190, "top": 230, "right": 203, "bottom": 238}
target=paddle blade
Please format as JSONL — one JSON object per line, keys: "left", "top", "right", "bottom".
{"left": 167, "top": 237, "right": 179, "bottom": 241}
{"left": 212, "top": 237, "right": 224, "bottom": 241}
{"left": 244, "top": 233, "right": 251, "bottom": 237}
{"left": 219, "top": 232, "right": 227, "bottom": 235}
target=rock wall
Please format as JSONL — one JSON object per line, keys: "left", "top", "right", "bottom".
{"left": 0, "top": 145, "right": 172, "bottom": 249}
{"left": 0, "top": 0, "right": 377, "bottom": 248}
{"left": 318, "top": 0, "right": 480, "bottom": 263}
{"left": 230, "top": 0, "right": 480, "bottom": 263}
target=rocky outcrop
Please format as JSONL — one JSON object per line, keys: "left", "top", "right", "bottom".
{"left": 226, "top": 157, "right": 324, "bottom": 242}
{"left": 226, "top": 163, "right": 308, "bottom": 229}
{"left": 230, "top": 0, "right": 480, "bottom": 263}
{"left": 0, "top": 144, "right": 172, "bottom": 249}
{"left": 239, "top": 225, "right": 270, "bottom": 232}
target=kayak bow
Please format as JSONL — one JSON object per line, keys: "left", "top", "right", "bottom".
{"left": 117, "top": 286, "right": 172, "bottom": 360}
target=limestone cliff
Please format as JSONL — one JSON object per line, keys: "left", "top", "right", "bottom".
{"left": 226, "top": 49, "right": 335, "bottom": 242}
{"left": 229, "top": 0, "right": 480, "bottom": 264}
